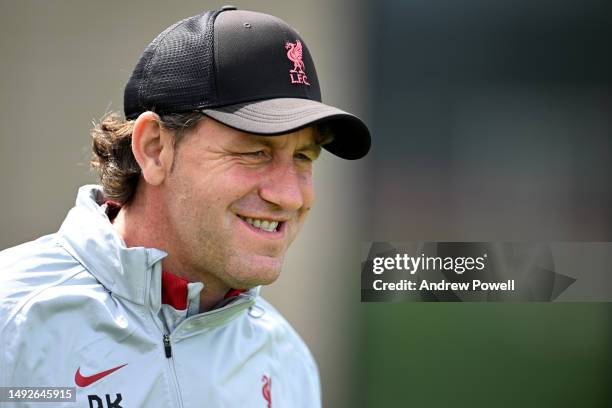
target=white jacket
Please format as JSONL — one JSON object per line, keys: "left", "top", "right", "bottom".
{"left": 0, "top": 185, "right": 321, "bottom": 408}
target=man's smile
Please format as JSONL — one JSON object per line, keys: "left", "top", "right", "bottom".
{"left": 236, "top": 213, "right": 287, "bottom": 239}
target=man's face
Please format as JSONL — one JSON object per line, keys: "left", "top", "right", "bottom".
{"left": 160, "top": 118, "right": 321, "bottom": 289}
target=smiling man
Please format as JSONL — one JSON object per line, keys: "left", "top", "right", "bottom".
{"left": 0, "top": 7, "right": 369, "bottom": 408}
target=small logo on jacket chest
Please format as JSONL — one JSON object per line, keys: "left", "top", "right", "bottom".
{"left": 262, "top": 375, "right": 272, "bottom": 407}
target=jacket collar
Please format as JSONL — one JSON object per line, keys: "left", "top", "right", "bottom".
{"left": 58, "top": 185, "right": 165, "bottom": 305}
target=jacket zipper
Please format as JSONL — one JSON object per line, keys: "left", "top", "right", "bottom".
{"left": 144, "top": 263, "right": 184, "bottom": 408}
{"left": 162, "top": 333, "right": 184, "bottom": 408}
{"left": 163, "top": 334, "right": 172, "bottom": 358}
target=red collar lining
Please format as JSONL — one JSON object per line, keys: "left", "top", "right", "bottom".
{"left": 161, "top": 271, "right": 189, "bottom": 310}
{"left": 161, "top": 271, "right": 246, "bottom": 310}
{"left": 224, "top": 288, "right": 246, "bottom": 299}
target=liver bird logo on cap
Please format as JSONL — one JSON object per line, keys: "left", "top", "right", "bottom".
{"left": 285, "top": 40, "right": 310, "bottom": 86}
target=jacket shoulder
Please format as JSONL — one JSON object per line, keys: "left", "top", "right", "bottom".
{"left": 252, "top": 296, "right": 321, "bottom": 389}
{"left": 0, "top": 234, "right": 86, "bottom": 325}
{"left": 254, "top": 296, "right": 314, "bottom": 355}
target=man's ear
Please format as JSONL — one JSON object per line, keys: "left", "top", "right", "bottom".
{"left": 132, "top": 112, "right": 175, "bottom": 186}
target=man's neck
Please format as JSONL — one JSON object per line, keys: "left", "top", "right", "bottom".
{"left": 111, "top": 198, "right": 229, "bottom": 312}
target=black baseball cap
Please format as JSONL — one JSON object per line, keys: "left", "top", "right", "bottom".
{"left": 124, "top": 6, "right": 370, "bottom": 160}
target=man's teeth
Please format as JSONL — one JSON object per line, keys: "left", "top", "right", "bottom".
{"left": 240, "top": 216, "right": 279, "bottom": 232}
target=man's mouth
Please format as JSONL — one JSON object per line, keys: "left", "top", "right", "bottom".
{"left": 237, "top": 215, "right": 281, "bottom": 233}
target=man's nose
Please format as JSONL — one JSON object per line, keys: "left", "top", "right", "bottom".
{"left": 258, "top": 161, "right": 306, "bottom": 211}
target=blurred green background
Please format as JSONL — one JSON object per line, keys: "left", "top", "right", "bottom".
{"left": 362, "top": 1, "right": 612, "bottom": 406}
{"left": 1, "top": 0, "right": 611, "bottom": 407}
{"left": 362, "top": 304, "right": 611, "bottom": 407}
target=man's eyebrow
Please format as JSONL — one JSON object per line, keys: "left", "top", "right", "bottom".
{"left": 224, "top": 136, "right": 269, "bottom": 150}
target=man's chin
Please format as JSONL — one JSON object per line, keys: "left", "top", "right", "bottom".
{"left": 225, "top": 254, "right": 283, "bottom": 289}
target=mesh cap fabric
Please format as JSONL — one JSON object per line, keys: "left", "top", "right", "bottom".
{"left": 123, "top": 7, "right": 371, "bottom": 159}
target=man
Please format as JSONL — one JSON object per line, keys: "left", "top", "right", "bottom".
{"left": 0, "top": 7, "right": 370, "bottom": 408}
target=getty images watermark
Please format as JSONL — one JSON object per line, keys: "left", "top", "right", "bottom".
{"left": 361, "top": 242, "right": 612, "bottom": 302}
{"left": 370, "top": 252, "right": 512, "bottom": 292}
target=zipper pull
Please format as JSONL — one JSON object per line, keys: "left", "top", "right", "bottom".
{"left": 163, "top": 334, "right": 172, "bottom": 358}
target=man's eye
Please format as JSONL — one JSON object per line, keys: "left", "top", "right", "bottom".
{"left": 242, "top": 151, "right": 267, "bottom": 157}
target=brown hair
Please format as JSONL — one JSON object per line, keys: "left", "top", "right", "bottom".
{"left": 90, "top": 111, "right": 206, "bottom": 206}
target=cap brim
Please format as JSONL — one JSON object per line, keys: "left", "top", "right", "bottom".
{"left": 203, "top": 98, "right": 371, "bottom": 160}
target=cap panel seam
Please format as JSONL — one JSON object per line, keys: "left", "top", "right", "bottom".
{"left": 211, "top": 9, "right": 224, "bottom": 106}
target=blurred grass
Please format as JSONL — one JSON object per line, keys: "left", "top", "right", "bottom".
{"left": 361, "top": 303, "right": 612, "bottom": 407}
